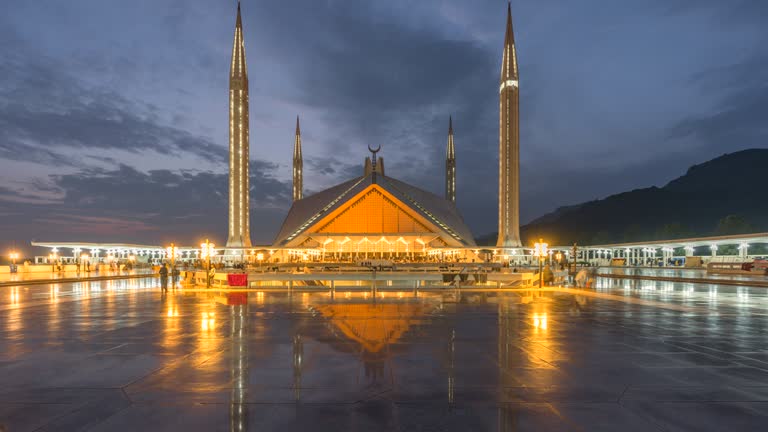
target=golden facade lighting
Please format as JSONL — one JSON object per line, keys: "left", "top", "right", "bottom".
{"left": 226, "top": 1, "right": 252, "bottom": 248}
{"left": 497, "top": 3, "right": 522, "bottom": 249}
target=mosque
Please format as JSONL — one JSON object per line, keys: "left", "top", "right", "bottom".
{"left": 32, "top": 2, "right": 523, "bottom": 264}
{"left": 226, "top": 2, "right": 521, "bottom": 262}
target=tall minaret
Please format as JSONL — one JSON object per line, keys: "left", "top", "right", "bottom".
{"left": 445, "top": 116, "right": 456, "bottom": 203}
{"left": 293, "top": 116, "right": 303, "bottom": 202}
{"left": 496, "top": 2, "right": 521, "bottom": 249}
{"left": 227, "top": 1, "right": 252, "bottom": 248}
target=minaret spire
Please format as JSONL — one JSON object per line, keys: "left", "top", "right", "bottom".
{"left": 445, "top": 116, "right": 456, "bottom": 203}
{"left": 226, "top": 0, "right": 252, "bottom": 248}
{"left": 497, "top": 1, "right": 522, "bottom": 249}
{"left": 293, "top": 116, "right": 303, "bottom": 201}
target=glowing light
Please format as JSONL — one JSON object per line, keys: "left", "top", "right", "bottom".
{"left": 201, "top": 311, "right": 216, "bottom": 331}
{"left": 532, "top": 313, "right": 548, "bottom": 330}
{"left": 533, "top": 241, "right": 549, "bottom": 258}
{"left": 499, "top": 79, "right": 519, "bottom": 92}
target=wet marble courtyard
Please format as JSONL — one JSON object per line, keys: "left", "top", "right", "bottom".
{"left": 1, "top": 277, "right": 768, "bottom": 431}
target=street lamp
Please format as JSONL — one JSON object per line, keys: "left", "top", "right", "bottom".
{"left": 48, "top": 252, "right": 58, "bottom": 272}
{"left": 166, "top": 243, "right": 178, "bottom": 270}
{"left": 200, "top": 239, "right": 216, "bottom": 288}
{"left": 256, "top": 252, "right": 264, "bottom": 271}
{"left": 9, "top": 251, "right": 19, "bottom": 273}
{"left": 533, "top": 239, "right": 549, "bottom": 288}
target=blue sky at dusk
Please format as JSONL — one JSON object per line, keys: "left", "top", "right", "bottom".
{"left": 1, "top": 0, "right": 766, "bottom": 254}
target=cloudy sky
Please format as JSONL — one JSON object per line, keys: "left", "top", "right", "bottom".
{"left": 1, "top": 0, "right": 766, "bottom": 254}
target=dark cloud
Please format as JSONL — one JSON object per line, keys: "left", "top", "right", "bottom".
{"left": 0, "top": 162, "right": 291, "bottom": 253}
{"left": 0, "top": 41, "right": 226, "bottom": 166}
{"left": 252, "top": 1, "right": 497, "bottom": 164}
{"left": 649, "top": 0, "right": 768, "bottom": 23}
{"left": 669, "top": 54, "right": 768, "bottom": 152}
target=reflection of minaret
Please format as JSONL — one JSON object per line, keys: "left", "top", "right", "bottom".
{"left": 447, "top": 329, "right": 455, "bottom": 406}
{"left": 497, "top": 300, "right": 517, "bottom": 431}
{"left": 445, "top": 117, "right": 456, "bottom": 203}
{"left": 227, "top": 1, "right": 252, "bottom": 248}
{"left": 497, "top": 3, "right": 522, "bottom": 248}
{"left": 292, "top": 334, "right": 303, "bottom": 401}
{"left": 229, "top": 303, "right": 249, "bottom": 432}
{"left": 293, "top": 116, "right": 303, "bottom": 202}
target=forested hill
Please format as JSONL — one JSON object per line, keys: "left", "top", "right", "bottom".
{"left": 477, "top": 149, "right": 768, "bottom": 246}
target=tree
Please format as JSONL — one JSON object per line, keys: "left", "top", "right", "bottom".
{"left": 715, "top": 215, "right": 753, "bottom": 236}
{"left": 656, "top": 222, "right": 689, "bottom": 240}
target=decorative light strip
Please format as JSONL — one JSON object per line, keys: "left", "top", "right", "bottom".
{"left": 382, "top": 179, "right": 464, "bottom": 243}
{"left": 499, "top": 79, "right": 518, "bottom": 92}
{"left": 284, "top": 177, "right": 369, "bottom": 243}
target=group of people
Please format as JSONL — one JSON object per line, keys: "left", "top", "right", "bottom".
{"left": 158, "top": 263, "right": 180, "bottom": 292}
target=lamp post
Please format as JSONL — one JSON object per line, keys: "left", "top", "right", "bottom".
{"left": 533, "top": 239, "right": 549, "bottom": 288}
{"left": 48, "top": 252, "right": 58, "bottom": 272}
{"left": 166, "top": 243, "right": 177, "bottom": 271}
{"left": 200, "top": 239, "right": 216, "bottom": 289}
{"left": 81, "top": 254, "right": 90, "bottom": 273}
{"left": 9, "top": 251, "right": 19, "bottom": 273}
{"left": 256, "top": 252, "right": 264, "bottom": 271}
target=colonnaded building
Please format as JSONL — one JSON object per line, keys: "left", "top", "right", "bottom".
{"left": 33, "top": 2, "right": 524, "bottom": 263}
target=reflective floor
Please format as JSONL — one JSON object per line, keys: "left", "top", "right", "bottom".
{"left": 2, "top": 277, "right": 768, "bottom": 431}
{"left": 603, "top": 266, "right": 768, "bottom": 282}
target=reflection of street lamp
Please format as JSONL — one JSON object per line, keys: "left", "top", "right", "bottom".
{"left": 533, "top": 239, "right": 549, "bottom": 288}
{"left": 200, "top": 239, "right": 216, "bottom": 288}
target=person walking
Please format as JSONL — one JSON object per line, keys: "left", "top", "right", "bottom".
{"left": 171, "top": 266, "right": 180, "bottom": 289}
{"left": 159, "top": 263, "right": 169, "bottom": 292}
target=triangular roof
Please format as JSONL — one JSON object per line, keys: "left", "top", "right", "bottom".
{"left": 312, "top": 302, "right": 429, "bottom": 353}
{"left": 273, "top": 173, "right": 476, "bottom": 247}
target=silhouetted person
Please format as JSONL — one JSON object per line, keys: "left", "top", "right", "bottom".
{"left": 172, "top": 267, "right": 179, "bottom": 289}
{"left": 159, "top": 263, "right": 169, "bottom": 292}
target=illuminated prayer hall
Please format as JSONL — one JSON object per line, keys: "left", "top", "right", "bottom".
{"left": 273, "top": 142, "right": 477, "bottom": 261}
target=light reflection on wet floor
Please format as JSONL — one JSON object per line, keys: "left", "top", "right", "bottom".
{"left": 1, "top": 276, "right": 768, "bottom": 431}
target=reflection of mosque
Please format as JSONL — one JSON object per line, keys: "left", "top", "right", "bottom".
{"left": 216, "top": 289, "right": 559, "bottom": 431}
{"left": 308, "top": 300, "right": 435, "bottom": 384}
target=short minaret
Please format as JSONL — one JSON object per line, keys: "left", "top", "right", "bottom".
{"left": 496, "top": 2, "right": 522, "bottom": 248}
{"left": 293, "top": 116, "right": 303, "bottom": 202}
{"left": 227, "top": 0, "right": 252, "bottom": 248}
{"left": 445, "top": 116, "right": 456, "bottom": 203}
